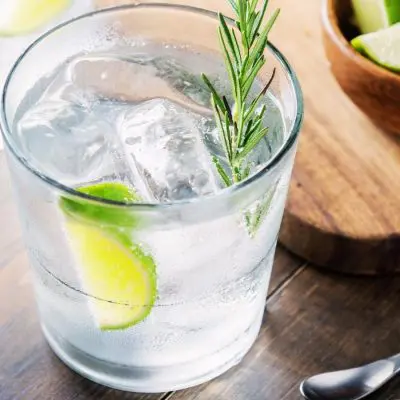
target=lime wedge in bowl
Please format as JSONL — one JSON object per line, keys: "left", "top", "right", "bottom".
{"left": 60, "top": 182, "right": 157, "bottom": 331}
{"left": 0, "top": 0, "right": 71, "bottom": 36}
{"left": 351, "top": 0, "right": 400, "bottom": 34}
{"left": 351, "top": 23, "right": 400, "bottom": 72}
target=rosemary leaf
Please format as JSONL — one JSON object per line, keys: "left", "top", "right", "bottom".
{"left": 243, "top": 118, "right": 254, "bottom": 145}
{"left": 242, "top": 57, "right": 264, "bottom": 98}
{"left": 250, "top": 0, "right": 269, "bottom": 45}
{"left": 218, "top": 28, "right": 239, "bottom": 99}
{"left": 260, "top": 67, "right": 276, "bottom": 96}
{"left": 239, "top": 126, "right": 269, "bottom": 160}
{"left": 247, "top": 9, "right": 280, "bottom": 66}
{"left": 227, "top": 0, "right": 238, "bottom": 14}
{"left": 202, "top": 0, "right": 279, "bottom": 195}
{"left": 231, "top": 28, "right": 242, "bottom": 65}
{"left": 224, "top": 111, "right": 233, "bottom": 161}
{"left": 242, "top": 163, "right": 252, "bottom": 180}
{"left": 248, "top": 12, "right": 258, "bottom": 38}
{"left": 233, "top": 165, "right": 242, "bottom": 182}
{"left": 201, "top": 74, "right": 225, "bottom": 111}
{"left": 213, "top": 156, "right": 231, "bottom": 187}
{"left": 222, "top": 96, "right": 233, "bottom": 123}
{"left": 244, "top": 69, "right": 276, "bottom": 124}
{"left": 219, "top": 14, "right": 241, "bottom": 67}
{"left": 249, "top": 184, "right": 277, "bottom": 235}
{"left": 245, "top": 212, "right": 251, "bottom": 228}
{"left": 238, "top": 0, "right": 248, "bottom": 50}
{"left": 249, "top": 0, "right": 259, "bottom": 15}
{"left": 244, "top": 117, "right": 262, "bottom": 145}
{"left": 212, "top": 96, "right": 231, "bottom": 162}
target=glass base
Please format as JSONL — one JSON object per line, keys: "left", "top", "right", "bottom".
{"left": 42, "top": 318, "right": 262, "bottom": 393}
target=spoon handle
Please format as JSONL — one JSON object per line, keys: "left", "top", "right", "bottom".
{"left": 388, "top": 353, "right": 400, "bottom": 374}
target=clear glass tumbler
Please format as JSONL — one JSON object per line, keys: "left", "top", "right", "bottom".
{"left": 0, "top": 4, "right": 303, "bottom": 393}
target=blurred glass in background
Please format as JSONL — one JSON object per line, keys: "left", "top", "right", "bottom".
{"left": 0, "top": 0, "right": 93, "bottom": 148}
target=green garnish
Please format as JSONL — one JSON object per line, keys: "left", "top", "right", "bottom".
{"left": 202, "top": 0, "right": 280, "bottom": 235}
{"left": 60, "top": 183, "right": 157, "bottom": 331}
{"left": 202, "top": 0, "right": 280, "bottom": 186}
{"left": 352, "top": 23, "right": 400, "bottom": 73}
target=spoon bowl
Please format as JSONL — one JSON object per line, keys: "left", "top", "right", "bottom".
{"left": 300, "top": 354, "right": 400, "bottom": 400}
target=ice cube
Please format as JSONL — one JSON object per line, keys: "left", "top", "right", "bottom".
{"left": 15, "top": 54, "right": 144, "bottom": 186}
{"left": 62, "top": 53, "right": 214, "bottom": 118}
{"left": 16, "top": 99, "right": 111, "bottom": 183}
{"left": 153, "top": 57, "right": 214, "bottom": 107}
{"left": 117, "top": 98, "right": 221, "bottom": 202}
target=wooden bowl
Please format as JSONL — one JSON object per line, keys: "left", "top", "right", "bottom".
{"left": 322, "top": 0, "right": 400, "bottom": 134}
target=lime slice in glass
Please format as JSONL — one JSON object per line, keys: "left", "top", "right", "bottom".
{"left": 351, "top": 0, "right": 400, "bottom": 34}
{"left": 351, "top": 23, "right": 400, "bottom": 72}
{"left": 60, "top": 182, "right": 157, "bottom": 331}
{"left": 0, "top": 0, "right": 71, "bottom": 37}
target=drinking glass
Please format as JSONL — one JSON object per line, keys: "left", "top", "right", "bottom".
{"left": 0, "top": 4, "right": 303, "bottom": 393}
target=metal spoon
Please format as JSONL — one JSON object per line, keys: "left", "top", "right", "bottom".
{"left": 300, "top": 353, "right": 400, "bottom": 400}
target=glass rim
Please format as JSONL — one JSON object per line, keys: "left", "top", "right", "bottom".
{"left": 0, "top": 3, "right": 304, "bottom": 210}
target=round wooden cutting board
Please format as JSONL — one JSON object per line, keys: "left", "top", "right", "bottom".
{"left": 96, "top": 0, "right": 400, "bottom": 275}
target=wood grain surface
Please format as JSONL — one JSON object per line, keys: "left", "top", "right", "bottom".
{"left": 274, "top": 0, "right": 400, "bottom": 275}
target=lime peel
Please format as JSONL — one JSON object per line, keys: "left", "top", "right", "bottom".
{"left": 61, "top": 182, "right": 142, "bottom": 228}
{"left": 60, "top": 182, "right": 157, "bottom": 331}
{"left": 351, "top": 23, "right": 400, "bottom": 73}
{"left": 351, "top": 0, "right": 400, "bottom": 34}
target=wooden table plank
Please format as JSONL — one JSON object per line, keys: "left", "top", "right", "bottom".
{"left": 171, "top": 268, "right": 400, "bottom": 400}
{"left": 268, "top": 247, "right": 304, "bottom": 296}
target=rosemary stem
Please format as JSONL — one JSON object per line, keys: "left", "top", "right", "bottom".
{"left": 202, "top": 0, "right": 279, "bottom": 188}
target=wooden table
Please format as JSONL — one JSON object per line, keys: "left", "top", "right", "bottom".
{"left": 1, "top": 156, "right": 400, "bottom": 400}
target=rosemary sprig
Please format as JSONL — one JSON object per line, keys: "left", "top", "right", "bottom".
{"left": 202, "top": 0, "right": 279, "bottom": 186}
{"left": 245, "top": 183, "right": 277, "bottom": 237}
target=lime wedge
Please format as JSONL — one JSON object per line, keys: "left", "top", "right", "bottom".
{"left": 351, "top": 0, "right": 400, "bottom": 34}
{"left": 61, "top": 182, "right": 142, "bottom": 227}
{"left": 351, "top": 23, "right": 400, "bottom": 72}
{"left": 0, "top": 0, "right": 71, "bottom": 37}
{"left": 60, "top": 182, "right": 157, "bottom": 331}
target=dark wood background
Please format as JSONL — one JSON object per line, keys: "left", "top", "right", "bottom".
{"left": 1, "top": 150, "right": 399, "bottom": 399}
